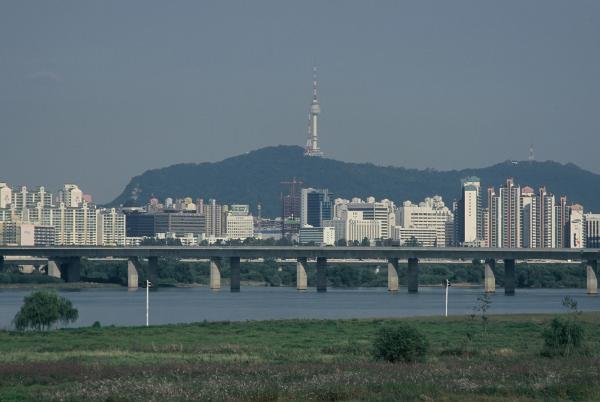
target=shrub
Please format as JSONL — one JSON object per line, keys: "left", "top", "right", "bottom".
{"left": 372, "top": 324, "right": 429, "bottom": 363}
{"left": 13, "top": 291, "right": 78, "bottom": 331}
{"left": 541, "top": 317, "right": 584, "bottom": 357}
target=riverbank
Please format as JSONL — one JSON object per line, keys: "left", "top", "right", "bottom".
{"left": 1, "top": 312, "right": 599, "bottom": 401}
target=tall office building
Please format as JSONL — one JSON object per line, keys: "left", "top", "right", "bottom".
{"left": 456, "top": 177, "right": 482, "bottom": 246}
{"left": 585, "top": 213, "right": 600, "bottom": 248}
{"left": 499, "top": 178, "right": 521, "bottom": 248}
{"left": 300, "top": 188, "right": 332, "bottom": 228}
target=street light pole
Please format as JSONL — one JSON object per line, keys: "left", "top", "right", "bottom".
{"left": 146, "top": 280, "right": 151, "bottom": 326}
{"left": 444, "top": 279, "right": 450, "bottom": 317}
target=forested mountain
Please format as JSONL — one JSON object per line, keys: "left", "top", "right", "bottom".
{"left": 110, "top": 145, "right": 600, "bottom": 216}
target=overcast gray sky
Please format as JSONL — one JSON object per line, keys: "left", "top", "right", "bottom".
{"left": 1, "top": 1, "right": 599, "bottom": 203}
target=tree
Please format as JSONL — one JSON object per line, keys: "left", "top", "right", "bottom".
{"left": 361, "top": 237, "right": 371, "bottom": 247}
{"left": 372, "top": 324, "right": 429, "bottom": 363}
{"left": 13, "top": 291, "right": 78, "bottom": 331}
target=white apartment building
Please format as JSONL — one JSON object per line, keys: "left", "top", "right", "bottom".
{"left": 225, "top": 204, "right": 254, "bottom": 240}
{"left": 98, "top": 208, "right": 126, "bottom": 246}
{"left": 569, "top": 204, "right": 585, "bottom": 248}
{"left": 324, "top": 211, "right": 382, "bottom": 243}
{"left": 226, "top": 214, "right": 254, "bottom": 240}
{"left": 392, "top": 226, "right": 439, "bottom": 247}
{"left": 520, "top": 187, "right": 538, "bottom": 248}
{"left": 396, "top": 196, "right": 453, "bottom": 247}
{"left": 336, "top": 197, "right": 395, "bottom": 239}
{"left": 0, "top": 183, "right": 11, "bottom": 209}
{"left": 52, "top": 202, "right": 98, "bottom": 246}
{"left": 62, "top": 184, "right": 83, "bottom": 208}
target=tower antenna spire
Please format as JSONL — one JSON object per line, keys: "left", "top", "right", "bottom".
{"left": 304, "top": 65, "right": 324, "bottom": 157}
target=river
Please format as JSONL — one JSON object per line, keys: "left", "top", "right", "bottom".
{"left": 0, "top": 286, "right": 598, "bottom": 328}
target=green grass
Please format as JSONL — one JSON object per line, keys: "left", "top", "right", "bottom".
{"left": 1, "top": 313, "right": 600, "bottom": 400}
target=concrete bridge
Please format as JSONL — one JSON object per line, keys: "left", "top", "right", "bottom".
{"left": 0, "top": 246, "right": 598, "bottom": 295}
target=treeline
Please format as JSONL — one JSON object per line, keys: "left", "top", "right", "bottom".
{"left": 0, "top": 259, "right": 589, "bottom": 289}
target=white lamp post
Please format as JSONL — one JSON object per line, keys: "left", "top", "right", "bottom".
{"left": 146, "top": 280, "right": 152, "bottom": 326}
{"left": 444, "top": 279, "right": 451, "bottom": 317}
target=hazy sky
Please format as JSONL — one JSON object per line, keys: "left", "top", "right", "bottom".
{"left": 1, "top": 1, "right": 600, "bottom": 203}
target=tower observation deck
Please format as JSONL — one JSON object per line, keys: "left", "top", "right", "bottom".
{"left": 304, "top": 66, "right": 324, "bottom": 157}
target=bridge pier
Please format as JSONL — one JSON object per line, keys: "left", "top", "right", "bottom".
{"left": 147, "top": 257, "right": 159, "bottom": 287}
{"left": 296, "top": 257, "right": 308, "bottom": 291}
{"left": 387, "top": 258, "right": 399, "bottom": 292}
{"left": 587, "top": 260, "right": 597, "bottom": 295}
{"left": 504, "top": 259, "right": 516, "bottom": 296}
{"left": 484, "top": 259, "right": 496, "bottom": 293}
{"left": 407, "top": 258, "right": 419, "bottom": 293}
{"left": 0, "top": 256, "right": 4, "bottom": 272}
{"left": 127, "top": 257, "right": 141, "bottom": 289}
{"left": 316, "top": 257, "right": 327, "bottom": 292}
{"left": 47, "top": 259, "right": 62, "bottom": 278}
{"left": 230, "top": 257, "right": 240, "bottom": 292}
{"left": 210, "top": 257, "right": 222, "bottom": 290}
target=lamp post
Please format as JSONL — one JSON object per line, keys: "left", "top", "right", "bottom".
{"left": 444, "top": 279, "right": 451, "bottom": 317}
{"left": 146, "top": 280, "right": 152, "bottom": 326}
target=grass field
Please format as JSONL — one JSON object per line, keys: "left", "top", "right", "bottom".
{"left": 1, "top": 312, "right": 600, "bottom": 401}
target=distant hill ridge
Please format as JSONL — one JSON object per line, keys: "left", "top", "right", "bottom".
{"left": 110, "top": 145, "right": 600, "bottom": 216}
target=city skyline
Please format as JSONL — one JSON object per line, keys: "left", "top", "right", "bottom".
{"left": 2, "top": 2, "right": 600, "bottom": 202}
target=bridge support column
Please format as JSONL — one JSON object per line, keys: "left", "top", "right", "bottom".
{"left": 387, "top": 258, "right": 399, "bottom": 292}
{"left": 210, "top": 257, "right": 222, "bottom": 290}
{"left": 407, "top": 258, "right": 419, "bottom": 293}
{"left": 504, "top": 259, "right": 516, "bottom": 296}
{"left": 127, "top": 257, "right": 141, "bottom": 289}
{"left": 316, "top": 257, "right": 327, "bottom": 292}
{"left": 230, "top": 257, "right": 240, "bottom": 292}
{"left": 296, "top": 257, "right": 308, "bottom": 291}
{"left": 63, "top": 257, "right": 81, "bottom": 282}
{"left": 587, "top": 260, "right": 597, "bottom": 295}
{"left": 484, "top": 259, "right": 496, "bottom": 293}
{"left": 47, "top": 259, "right": 61, "bottom": 278}
{"left": 147, "top": 257, "right": 159, "bottom": 287}
{"left": 0, "top": 256, "right": 4, "bottom": 272}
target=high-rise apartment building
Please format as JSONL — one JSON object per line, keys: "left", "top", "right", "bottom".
{"left": 98, "top": 208, "right": 126, "bottom": 246}
{"left": 538, "top": 187, "right": 556, "bottom": 248}
{"left": 520, "top": 187, "right": 538, "bottom": 248}
{"left": 568, "top": 204, "right": 585, "bottom": 248}
{"left": 62, "top": 184, "right": 83, "bottom": 207}
{"left": 555, "top": 196, "right": 568, "bottom": 248}
{"left": 203, "top": 199, "right": 226, "bottom": 237}
{"left": 499, "top": 178, "right": 521, "bottom": 248}
{"left": 456, "top": 177, "right": 482, "bottom": 246}
{"left": 0, "top": 183, "right": 12, "bottom": 209}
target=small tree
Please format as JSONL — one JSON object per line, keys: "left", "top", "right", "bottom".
{"left": 13, "top": 291, "right": 78, "bottom": 331}
{"left": 541, "top": 296, "right": 585, "bottom": 357}
{"left": 372, "top": 324, "right": 429, "bottom": 363}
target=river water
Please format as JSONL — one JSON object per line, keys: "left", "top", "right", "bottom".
{"left": 0, "top": 287, "right": 598, "bottom": 328}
